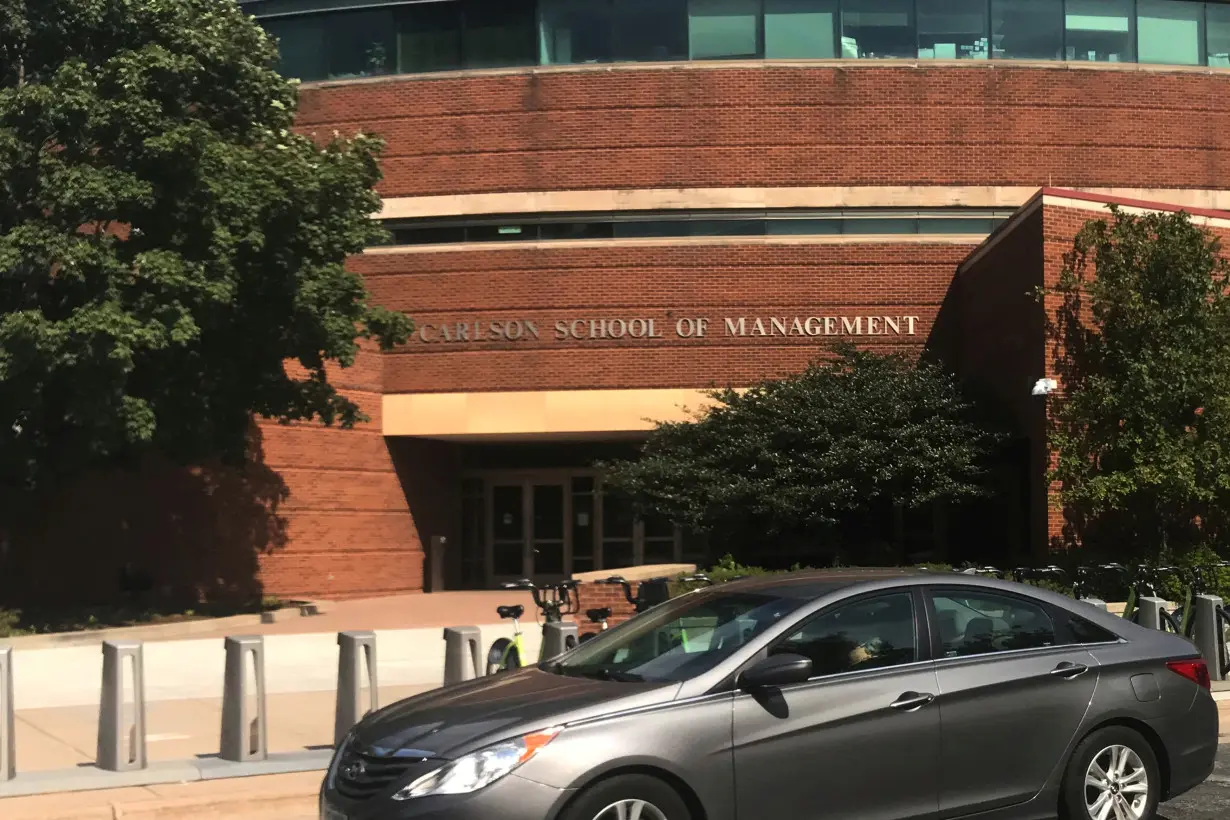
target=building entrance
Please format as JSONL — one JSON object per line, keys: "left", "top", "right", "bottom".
{"left": 460, "top": 469, "right": 701, "bottom": 588}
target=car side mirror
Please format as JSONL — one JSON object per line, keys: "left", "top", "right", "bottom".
{"left": 739, "top": 653, "right": 813, "bottom": 690}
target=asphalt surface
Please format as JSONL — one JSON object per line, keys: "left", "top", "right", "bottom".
{"left": 1159, "top": 744, "right": 1230, "bottom": 820}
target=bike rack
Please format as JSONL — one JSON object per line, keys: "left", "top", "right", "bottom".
{"left": 1134, "top": 597, "right": 1168, "bottom": 632}
{"left": 442, "top": 625, "right": 482, "bottom": 685}
{"left": 541, "top": 622, "right": 578, "bottom": 660}
{"left": 1191, "top": 595, "right": 1227, "bottom": 681}
{"left": 220, "top": 635, "right": 268, "bottom": 763}
{"left": 335, "top": 631, "right": 378, "bottom": 746}
{"left": 0, "top": 646, "right": 13, "bottom": 782}
{"left": 97, "top": 640, "right": 147, "bottom": 772}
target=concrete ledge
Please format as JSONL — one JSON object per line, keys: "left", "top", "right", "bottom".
{"left": 573, "top": 564, "right": 698, "bottom": 584}
{"left": 0, "top": 750, "right": 331, "bottom": 799}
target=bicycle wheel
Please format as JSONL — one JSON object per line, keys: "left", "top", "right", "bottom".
{"left": 486, "top": 637, "right": 522, "bottom": 675}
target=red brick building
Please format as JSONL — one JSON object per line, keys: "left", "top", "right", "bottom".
{"left": 9, "top": 0, "right": 1230, "bottom": 606}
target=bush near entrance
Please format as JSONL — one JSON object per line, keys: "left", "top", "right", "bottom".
{"left": 1043, "top": 206, "right": 1230, "bottom": 565}
{"left": 600, "top": 343, "right": 1000, "bottom": 567}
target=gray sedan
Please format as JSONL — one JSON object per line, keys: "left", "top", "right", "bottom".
{"left": 320, "top": 569, "right": 1219, "bottom": 820}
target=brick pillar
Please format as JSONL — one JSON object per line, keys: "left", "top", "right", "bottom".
{"left": 573, "top": 582, "right": 639, "bottom": 638}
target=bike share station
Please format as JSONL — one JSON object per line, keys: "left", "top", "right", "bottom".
{"left": 2, "top": 564, "right": 1229, "bottom": 798}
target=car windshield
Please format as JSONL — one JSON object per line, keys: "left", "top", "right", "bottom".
{"left": 545, "top": 589, "right": 805, "bottom": 683}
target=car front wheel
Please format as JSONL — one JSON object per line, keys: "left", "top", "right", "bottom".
{"left": 1061, "top": 726, "right": 1161, "bottom": 820}
{"left": 560, "top": 774, "right": 691, "bottom": 820}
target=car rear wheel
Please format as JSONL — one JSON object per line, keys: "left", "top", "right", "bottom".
{"left": 1061, "top": 726, "right": 1160, "bottom": 820}
{"left": 561, "top": 774, "right": 691, "bottom": 820}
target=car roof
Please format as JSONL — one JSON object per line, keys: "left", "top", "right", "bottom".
{"left": 717, "top": 567, "right": 932, "bottom": 598}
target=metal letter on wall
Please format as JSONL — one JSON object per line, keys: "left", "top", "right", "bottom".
{"left": 1, "top": 646, "right": 14, "bottom": 782}
{"left": 335, "top": 631, "right": 379, "bottom": 746}
{"left": 442, "top": 626, "right": 482, "bottom": 685}
{"left": 97, "top": 640, "right": 147, "bottom": 772}
{"left": 220, "top": 635, "right": 268, "bottom": 762}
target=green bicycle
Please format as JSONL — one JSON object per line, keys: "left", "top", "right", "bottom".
{"left": 486, "top": 578, "right": 580, "bottom": 674}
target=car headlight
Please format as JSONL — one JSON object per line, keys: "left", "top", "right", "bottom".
{"left": 392, "top": 727, "right": 561, "bottom": 800}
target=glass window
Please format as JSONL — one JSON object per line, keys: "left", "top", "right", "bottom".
{"left": 1137, "top": 0, "right": 1203, "bottom": 65}
{"left": 991, "top": 0, "right": 1063, "bottom": 60}
{"left": 540, "top": 0, "right": 614, "bottom": 64}
{"left": 841, "top": 0, "right": 916, "bottom": 58}
{"left": 1066, "top": 614, "right": 1119, "bottom": 645}
{"left": 552, "top": 590, "right": 807, "bottom": 682}
{"left": 466, "top": 223, "right": 540, "bottom": 242}
{"left": 602, "top": 490, "right": 636, "bottom": 569}
{"left": 1211, "top": 3, "right": 1230, "bottom": 66}
{"left": 1065, "top": 0, "right": 1134, "bottom": 62}
{"left": 920, "top": 217, "right": 996, "bottom": 233}
{"left": 539, "top": 222, "right": 616, "bottom": 240}
{"left": 686, "top": 219, "right": 765, "bottom": 236}
{"left": 309, "top": 8, "right": 396, "bottom": 79}
{"left": 917, "top": 0, "right": 989, "bottom": 59}
{"left": 689, "top": 0, "right": 760, "bottom": 59}
{"left": 614, "top": 220, "right": 685, "bottom": 238}
{"left": 463, "top": 0, "right": 538, "bottom": 68}
{"left": 931, "top": 591, "right": 1057, "bottom": 658}
{"left": 765, "top": 218, "right": 842, "bottom": 235}
{"left": 396, "top": 1, "right": 462, "bottom": 73}
{"left": 261, "top": 16, "right": 329, "bottom": 81}
{"left": 765, "top": 0, "right": 839, "bottom": 58}
{"left": 572, "top": 491, "right": 595, "bottom": 573}
{"left": 773, "top": 593, "right": 918, "bottom": 677}
{"left": 843, "top": 217, "right": 917, "bottom": 233}
{"left": 614, "top": 0, "right": 689, "bottom": 61}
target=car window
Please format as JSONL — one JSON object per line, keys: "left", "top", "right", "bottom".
{"left": 930, "top": 591, "right": 1056, "bottom": 658}
{"left": 771, "top": 592, "right": 918, "bottom": 677}
{"left": 553, "top": 591, "right": 805, "bottom": 683}
{"left": 1065, "top": 613, "right": 1118, "bottom": 645}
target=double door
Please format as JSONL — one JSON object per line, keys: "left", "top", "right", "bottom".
{"left": 490, "top": 481, "right": 568, "bottom": 584}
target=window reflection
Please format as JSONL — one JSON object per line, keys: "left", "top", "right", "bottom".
{"left": 1211, "top": 4, "right": 1230, "bottom": 66}
{"left": 1065, "top": 0, "right": 1134, "bottom": 62}
{"left": 917, "top": 0, "right": 989, "bottom": 59}
{"left": 1138, "top": 0, "right": 1203, "bottom": 65}
{"left": 841, "top": 0, "right": 917, "bottom": 58}
{"left": 992, "top": 0, "right": 1064, "bottom": 60}
{"left": 765, "top": 0, "right": 839, "bottom": 58}
{"left": 540, "top": 0, "right": 614, "bottom": 64}
{"left": 690, "top": 0, "right": 761, "bottom": 59}
{"left": 614, "top": 0, "right": 689, "bottom": 61}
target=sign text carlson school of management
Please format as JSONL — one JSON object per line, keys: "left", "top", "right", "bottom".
{"left": 415, "top": 315, "right": 923, "bottom": 343}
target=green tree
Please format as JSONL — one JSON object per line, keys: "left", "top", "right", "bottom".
{"left": 0, "top": 0, "right": 411, "bottom": 494}
{"left": 1044, "top": 206, "right": 1230, "bottom": 559}
{"left": 600, "top": 344, "right": 998, "bottom": 561}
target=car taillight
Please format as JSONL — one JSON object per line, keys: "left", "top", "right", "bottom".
{"left": 1167, "top": 658, "right": 1211, "bottom": 690}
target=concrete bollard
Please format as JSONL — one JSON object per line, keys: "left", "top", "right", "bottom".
{"left": 1, "top": 646, "right": 13, "bottom": 782}
{"left": 97, "top": 640, "right": 147, "bottom": 772}
{"left": 1135, "top": 597, "right": 1167, "bottom": 631}
{"left": 542, "top": 622, "right": 579, "bottom": 660}
{"left": 220, "top": 636, "right": 267, "bottom": 762}
{"left": 335, "top": 631, "right": 378, "bottom": 746}
{"left": 443, "top": 626, "right": 482, "bottom": 686}
{"left": 1080, "top": 598, "right": 1109, "bottom": 611}
{"left": 1193, "top": 595, "right": 1226, "bottom": 681}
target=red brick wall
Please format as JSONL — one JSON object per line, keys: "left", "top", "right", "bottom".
{"left": 574, "top": 582, "right": 639, "bottom": 637}
{"left": 357, "top": 242, "right": 970, "bottom": 394}
{"left": 297, "top": 64, "right": 1230, "bottom": 197}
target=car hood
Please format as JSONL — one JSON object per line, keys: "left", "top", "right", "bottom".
{"left": 353, "top": 667, "right": 677, "bottom": 759}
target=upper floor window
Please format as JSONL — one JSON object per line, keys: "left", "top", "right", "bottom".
{"left": 257, "top": 0, "right": 1230, "bottom": 81}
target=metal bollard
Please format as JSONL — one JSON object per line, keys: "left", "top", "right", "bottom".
{"left": 1135, "top": 597, "right": 1167, "bottom": 631}
{"left": 1080, "top": 598, "right": 1109, "bottom": 611}
{"left": 1193, "top": 595, "right": 1226, "bottom": 681}
{"left": 442, "top": 626, "right": 482, "bottom": 685}
{"left": 220, "top": 636, "right": 267, "bottom": 762}
{"left": 97, "top": 640, "right": 147, "bottom": 771}
{"left": 542, "top": 622, "right": 579, "bottom": 660}
{"left": 335, "top": 631, "right": 378, "bottom": 746}
{"left": 1, "top": 646, "right": 13, "bottom": 782}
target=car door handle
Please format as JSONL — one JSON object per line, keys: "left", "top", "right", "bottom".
{"left": 890, "top": 691, "right": 935, "bottom": 712}
{"left": 1050, "top": 661, "right": 1090, "bottom": 679}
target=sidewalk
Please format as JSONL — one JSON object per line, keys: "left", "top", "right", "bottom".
{"left": 2, "top": 771, "right": 321, "bottom": 820}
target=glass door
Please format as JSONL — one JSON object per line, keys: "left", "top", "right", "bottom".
{"left": 531, "top": 483, "right": 567, "bottom": 579}
{"left": 489, "top": 484, "right": 527, "bottom": 583}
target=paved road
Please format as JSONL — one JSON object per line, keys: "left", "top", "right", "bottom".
{"left": 1159, "top": 744, "right": 1230, "bottom": 819}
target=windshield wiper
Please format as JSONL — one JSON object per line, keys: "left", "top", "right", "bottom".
{"left": 555, "top": 665, "right": 645, "bottom": 682}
